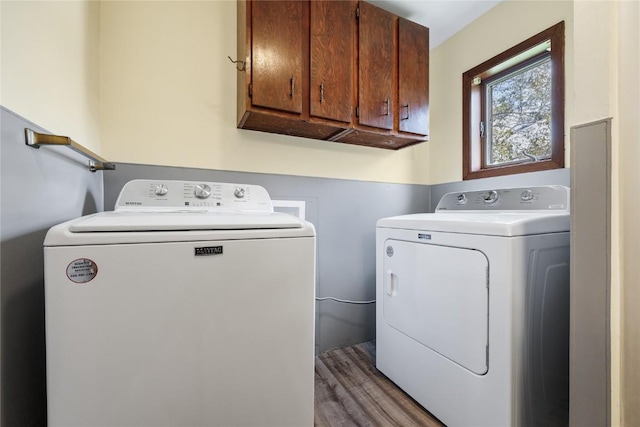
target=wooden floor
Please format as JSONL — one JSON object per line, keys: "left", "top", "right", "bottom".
{"left": 314, "top": 341, "right": 444, "bottom": 427}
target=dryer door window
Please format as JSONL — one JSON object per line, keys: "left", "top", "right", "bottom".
{"left": 382, "top": 239, "right": 489, "bottom": 375}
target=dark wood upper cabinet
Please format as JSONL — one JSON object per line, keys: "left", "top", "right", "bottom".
{"left": 310, "top": 0, "right": 355, "bottom": 123}
{"left": 398, "top": 18, "right": 429, "bottom": 136}
{"left": 250, "top": 0, "right": 303, "bottom": 114}
{"left": 237, "top": 0, "right": 429, "bottom": 149}
{"left": 357, "top": 2, "right": 394, "bottom": 131}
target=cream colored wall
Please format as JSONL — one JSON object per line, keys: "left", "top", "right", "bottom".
{"left": 573, "top": 1, "right": 618, "bottom": 423}
{"left": 0, "top": 0, "right": 101, "bottom": 152}
{"left": 573, "top": 1, "right": 640, "bottom": 425}
{"left": 427, "top": 0, "right": 574, "bottom": 185}
{"left": 99, "top": 0, "right": 424, "bottom": 185}
{"left": 614, "top": 1, "right": 640, "bottom": 425}
{"left": 0, "top": 0, "right": 576, "bottom": 186}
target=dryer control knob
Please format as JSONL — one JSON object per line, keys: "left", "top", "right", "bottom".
{"left": 194, "top": 184, "right": 212, "bottom": 199}
{"left": 483, "top": 190, "right": 499, "bottom": 204}
{"left": 154, "top": 184, "right": 168, "bottom": 196}
{"left": 234, "top": 187, "right": 245, "bottom": 199}
{"left": 521, "top": 189, "right": 534, "bottom": 201}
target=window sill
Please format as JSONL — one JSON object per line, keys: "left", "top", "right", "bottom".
{"left": 463, "top": 158, "right": 563, "bottom": 180}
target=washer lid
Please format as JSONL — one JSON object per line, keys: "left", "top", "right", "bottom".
{"left": 68, "top": 211, "right": 305, "bottom": 232}
{"left": 45, "top": 211, "right": 315, "bottom": 247}
{"left": 44, "top": 179, "right": 317, "bottom": 246}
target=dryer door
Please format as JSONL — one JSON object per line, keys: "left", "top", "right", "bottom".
{"left": 382, "top": 239, "right": 489, "bottom": 375}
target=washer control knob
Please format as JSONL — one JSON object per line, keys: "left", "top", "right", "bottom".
{"left": 194, "top": 184, "right": 212, "bottom": 199}
{"left": 234, "top": 187, "right": 245, "bottom": 199}
{"left": 521, "top": 189, "right": 534, "bottom": 201}
{"left": 154, "top": 184, "right": 168, "bottom": 196}
{"left": 456, "top": 194, "right": 467, "bottom": 205}
{"left": 483, "top": 190, "right": 499, "bottom": 204}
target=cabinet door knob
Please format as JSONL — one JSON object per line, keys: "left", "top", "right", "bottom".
{"left": 384, "top": 98, "right": 390, "bottom": 116}
{"left": 289, "top": 77, "right": 295, "bottom": 98}
{"left": 320, "top": 83, "right": 325, "bottom": 103}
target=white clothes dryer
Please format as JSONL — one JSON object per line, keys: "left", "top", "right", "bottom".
{"left": 44, "top": 180, "right": 316, "bottom": 427}
{"left": 376, "top": 186, "right": 570, "bottom": 427}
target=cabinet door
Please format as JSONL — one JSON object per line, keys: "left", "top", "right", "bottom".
{"left": 358, "top": 2, "right": 394, "bottom": 130}
{"left": 310, "top": 1, "right": 355, "bottom": 123}
{"left": 398, "top": 18, "right": 429, "bottom": 136}
{"left": 251, "top": 1, "right": 303, "bottom": 114}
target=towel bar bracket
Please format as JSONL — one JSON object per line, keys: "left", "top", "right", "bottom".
{"left": 25, "top": 128, "right": 115, "bottom": 172}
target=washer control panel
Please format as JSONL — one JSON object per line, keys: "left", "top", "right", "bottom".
{"left": 114, "top": 180, "right": 274, "bottom": 212}
{"left": 436, "top": 186, "right": 569, "bottom": 211}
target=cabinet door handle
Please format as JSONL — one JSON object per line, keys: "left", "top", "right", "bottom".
{"left": 401, "top": 104, "right": 410, "bottom": 120}
{"left": 289, "top": 77, "right": 295, "bottom": 98}
{"left": 384, "top": 98, "right": 390, "bottom": 116}
{"left": 320, "top": 83, "right": 325, "bottom": 103}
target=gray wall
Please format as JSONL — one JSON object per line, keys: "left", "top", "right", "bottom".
{"left": 0, "top": 107, "right": 104, "bottom": 427}
{"left": 104, "top": 164, "right": 431, "bottom": 354}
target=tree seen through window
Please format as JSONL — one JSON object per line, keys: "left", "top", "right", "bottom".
{"left": 487, "top": 56, "right": 552, "bottom": 165}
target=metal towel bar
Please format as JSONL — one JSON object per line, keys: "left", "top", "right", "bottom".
{"left": 25, "top": 128, "right": 115, "bottom": 172}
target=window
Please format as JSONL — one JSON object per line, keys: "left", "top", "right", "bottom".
{"left": 463, "top": 22, "right": 564, "bottom": 180}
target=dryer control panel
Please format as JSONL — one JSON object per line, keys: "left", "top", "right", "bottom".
{"left": 436, "top": 186, "right": 569, "bottom": 212}
{"left": 114, "top": 180, "right": 274, "bottom": 212}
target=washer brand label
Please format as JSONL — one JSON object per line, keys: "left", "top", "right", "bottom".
{"left": 195, "top": 246, "right": 223, "bottom": 256}
{"left": 66, "top": 258, "right": 98, "bottom": 284}
{"left": 125, "top": 201, "right": 142, "bottom": 206}
{"left": 418, "top": 233, "right": 432, "bottom": 240}
{"left": 386, "top": 246, "right": 394, "bottom": 257}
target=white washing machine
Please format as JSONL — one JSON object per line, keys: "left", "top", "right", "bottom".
{"left": 376, "top": 186, "right": 570, "bottom": 427}
{"left": 44, "top": 180, "right": 316, "bottom": 427}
